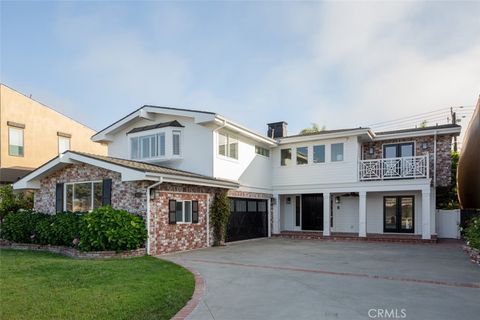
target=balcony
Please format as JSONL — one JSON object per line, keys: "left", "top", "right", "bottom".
{"left": 359, "top": 155, "right": 429, "bottom": 181}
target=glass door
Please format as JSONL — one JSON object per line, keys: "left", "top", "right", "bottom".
{"left": 384, "top": 196, "right": 414, "bottom": 233}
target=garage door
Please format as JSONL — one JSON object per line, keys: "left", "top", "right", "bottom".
{"left": 226, "top": 198, "right": 268, "bottom": 242}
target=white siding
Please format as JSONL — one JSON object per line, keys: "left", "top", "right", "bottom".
{"left": 332, "top": 196, "right": 359, "bottom": 233}
{"left": 272, "top": 137, "right": 359, "bottom": 188}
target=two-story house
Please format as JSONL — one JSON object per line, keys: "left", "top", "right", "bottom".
{"left": 0, "top": 84, "right": 107, "bottom": 183}
{"left": 13, "top": 105, "right": 460, "bottom": 254}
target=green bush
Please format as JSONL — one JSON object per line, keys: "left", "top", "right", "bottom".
{"left": 465, "top": 216, "right": 480, "bottom": 250}
{"left": 210, "top": 191, "right": 230, "bottom": 246}
{"left": 33, "top": 212, "right": 82, "bottom": 246}
{"left": 79, "top": 206, "right": 147, "bottom": 252}
{"left": 0, "top": 185, "right": 33, "bottom": 221}
{"left": 0, "top": 211, "right": 44, "bottom": 243}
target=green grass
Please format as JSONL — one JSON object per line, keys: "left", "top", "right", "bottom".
{"left": 0, "top": 249, "right": 195, "bottom": 320}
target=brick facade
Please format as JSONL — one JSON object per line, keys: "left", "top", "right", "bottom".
{"left": 361, "top": 134, "right": 454, "bottom": 187}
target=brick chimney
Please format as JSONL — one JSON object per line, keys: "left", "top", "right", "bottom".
{"left": 267, "top": 121, "right": 288, "bottom": 138}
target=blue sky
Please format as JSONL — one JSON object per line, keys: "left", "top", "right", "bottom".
{"left": 1, "top": 1, "right": 479, "bottom": 134}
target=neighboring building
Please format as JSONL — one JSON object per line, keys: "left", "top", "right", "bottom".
{"left": 0, "top": 84, "right": 107, "bottom": 183}
{"left": 14, "top": 105, "right": 461, "bottom": 255}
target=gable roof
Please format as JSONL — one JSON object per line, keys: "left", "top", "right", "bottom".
{"left": 13, "top": 151, "right": 239, "bottom": 190}
{"left": 126, "top": 120, "right": 184, "bottom": 134}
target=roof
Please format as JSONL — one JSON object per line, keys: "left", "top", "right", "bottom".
{"left": 375, "top": 124, "right": 461, "bottom": 135}
{"left": 284, "top": 127, "right": 368, "bottom": 139}
{"left": 126, "top": 120, "right": 184, "bottom": 134}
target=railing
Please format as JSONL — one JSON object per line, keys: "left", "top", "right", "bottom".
{"left": 359, "top": 155, "right": 429, "bottom": 181}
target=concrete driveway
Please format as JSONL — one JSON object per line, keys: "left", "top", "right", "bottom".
{"left": 166, "top": 238, "right": 480, "bottom": 320}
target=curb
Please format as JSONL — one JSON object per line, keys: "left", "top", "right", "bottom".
{"left": 172, "top": 265, "right": 205, "bottom": 320}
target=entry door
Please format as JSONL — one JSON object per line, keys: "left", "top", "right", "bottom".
{"left": 302, "top": 194, "right": 323, "bottom": 230}
{"left": 384, "top": 196, "right": 414, "bottom": 233}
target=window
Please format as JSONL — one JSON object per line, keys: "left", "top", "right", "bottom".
{"left": 218, "top": 132, "right": 238, "bottom": 159}
{"left": 331, "top": 143, "right": 344, "bottom": 162}
{"left": 383, "top": 143, "right": 414, "bottom": 158}
{"left": 172, "top": 130, "right": 181, "bottom": 156}
{"left": 65, "top": 181, "right": 102, "bottom": 212}
{"left": 130, "top": 133, "right": 166, "bottom": 160}
{"left": 9, "top": 127, "right": 24, "bottom": 156}
{"left": 255, "top": 146, "right": 270, "bottom": 157}
{"left": 313, "top": 145, "right": 325, "bottom": 163}
{"left": 172, "top": 200, "right": 198, "bottom": 223}
{"left": 296, "top": 147, "right": 308, "bottom": 165}
{"left": 280, "top": 148, "right": 291, "bottom": 166}
{"left": 58, "top": 136, "right": 70, "bottom": 154}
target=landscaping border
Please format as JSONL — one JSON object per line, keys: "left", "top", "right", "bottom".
{"left": 0, "top": 240, "right": 146, "bottom": 259}
{"left": 463, "top": 244, "right": 480, "bottom": 266}
{"left": 171, "top": 265, "right": 205, "bottom": 320}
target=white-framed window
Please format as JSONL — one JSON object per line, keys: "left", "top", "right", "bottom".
{"left": 331, "top": 143, "right": 344, "bottom": 162}
{"left": 9, "top": 126, "right": 24, "bottom": 157}
{"left": 175, "top": 200, "right": 192, "bottom": 223}
{"left": 58, "top": 136, "right": 70, "bottom": 154}
{"left": 255, "top": 146, "right": 270, "bottom": 157}
{"left": 218, "top": 132, "right": 238, "bottom": 159}
{"left": 313, "top": 145, "right": 325, "bottom": 163}
{"left": 172, "top": 130, "right": 181, "bottom": 156}
{"left": 296, "top": 146, "right": 308, "bottom": 165}
{"left": 64, "top": 181, "right": 103, "bottom": 212}
{"left": 280, "top": 148, "right": 291, "bottom": 166}
{"left": 131, "top": 133, "right": 165, "bottom": 160}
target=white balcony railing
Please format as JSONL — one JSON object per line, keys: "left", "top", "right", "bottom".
{"left": 359, "top": 155, "right": 429, "bottom": 181}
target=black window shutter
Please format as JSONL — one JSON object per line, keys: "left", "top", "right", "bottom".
{"left": 102, "top": 179, "right": 112, "bottom": 206}
{"left": 55, "top": 183, "right": 64, "bottom": 213}
{"left": 169, "top": 200, "right": 177, "bottom": 224}
{"left": 192, "top": 201, "right": 199, "bottom": 223}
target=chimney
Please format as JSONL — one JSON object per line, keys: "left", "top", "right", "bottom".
{"left": 267, "top": 121, "right": 288, "bottom": 138}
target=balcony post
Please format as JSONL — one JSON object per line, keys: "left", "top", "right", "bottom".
{"left": 323, "top": 192, "right": 331, "bottom": 236}
{"left": 422, "top": 188, "right": 431, "bottom": 240}
{"left": 359, "top": 191, "right": 367, "bottom": 237}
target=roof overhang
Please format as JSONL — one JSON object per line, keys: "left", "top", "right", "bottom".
{"left": 278, "top": 129, "right": 374, "bottom": 144}
{"left": 13, "top": 151, "right": 239, "bottom": 190}
{"left": 214, "top": 117, "right": 277, "bottom": 147}
{"left": 372, "top": 126, "right": 461, "bottom": 141}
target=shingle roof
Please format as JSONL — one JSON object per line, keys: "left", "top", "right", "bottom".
{"left": 376, "top": 124, "right": 461, "bottom": 135}
{"left": 283, "top": 127, "right": 367, "bottom": 139}
{"left": 126, "top": 120, "right": 184, "bottom": 134}
{"left": 70, "top": 151, "right": 237, "bottom": 184}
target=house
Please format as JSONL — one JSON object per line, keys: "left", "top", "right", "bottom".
{"left": 13, "top": 104, "right": 461, "bottom": 254}
{"left": 0, "top": 84, "right": 107, "bottom": 183}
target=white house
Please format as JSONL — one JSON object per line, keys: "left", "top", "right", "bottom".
{"left": 14, "top": 105, "right": 461, "bottom": 254}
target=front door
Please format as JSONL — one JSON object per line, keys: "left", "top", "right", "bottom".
{"left": 302, "top": 194, "right": 323, "bottom": 230}
{"left": 384, "top": 196, "right": 414, "bottom": 233}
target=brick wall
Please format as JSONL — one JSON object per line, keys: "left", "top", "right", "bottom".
{"left": 361, "top": 134, "right": 454, "bottom": 187}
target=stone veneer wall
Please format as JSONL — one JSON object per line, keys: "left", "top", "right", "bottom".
{"left": 361, "top": 134, "right": 454, "bottom": 187}
{"left": 34, "top": 163, "right": 150, "bottom": 218}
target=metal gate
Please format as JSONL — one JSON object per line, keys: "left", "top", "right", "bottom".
{"left": 436, "top": 209, "right": 460, "bottom": 239}
{"left": 226, "top": 198, "right": 268, "bottom": 242}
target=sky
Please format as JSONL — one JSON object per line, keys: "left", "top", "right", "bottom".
{"left": 1, "top": 1, "right": 479, "bottom": 136}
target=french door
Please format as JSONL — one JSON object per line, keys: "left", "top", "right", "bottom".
{"left": 384, "top": 196, "right": 414, "bottom": 233}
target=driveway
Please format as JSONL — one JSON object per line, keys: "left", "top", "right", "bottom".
{"left": 166, "top": 238, "right": 480, "bottom": 320}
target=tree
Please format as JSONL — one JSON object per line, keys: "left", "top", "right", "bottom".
{"left": 0, "top": 185, "right": 34, "bottom": 221}
{"left": 419, "top": 120, "right": 428, "bottom": 128}
{"left": 210, "top": 191, "right": 230, "bottom": 246}
{"left": 299, "top": 123, "right": 326, "bottom": 135}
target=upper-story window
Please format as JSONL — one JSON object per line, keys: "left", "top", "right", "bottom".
{"left": 218, "top": 132, "right": 238, "bottom": 159}
{"left": 296, "top": 147, "right": 308, "bottom": 165}
{"left": 172, "top": 130, "right": 181, "bottom": 156}
{"left": 383, "top": 143, "right": 414, "bottom": 158}
{"left": 281, "top": 148, "right": 292, "bottom": 166}
{"left": 8, "top": 125, "right": 24, "bottom": 157}
{"left": 331, "top": 143, "right": 344, "bottom": 162}
{"left": 58, "top": 133, "right": 71, "bottom": 154}
{"left": 131, "top": 133, "right": 165, "bottom": 160}
{"left": 313, "top": 145, "right": 325, "bottom": 163}
{"left": 255, "top": 146, "right": 270, "bottom": 157}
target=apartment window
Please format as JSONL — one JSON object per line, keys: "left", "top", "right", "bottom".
{"left": 255, "top": 146, "right": 270, "bottom": 157}
{"left": 65, "top": 181, "right": 102, "bottom": 212}
{"left": 218, "top": 132, "right": 238, "bottom": 159}
{"left": 172, "top": 130, "right": 181, "bottom": 156}
{"left": 58, "top": 136, "right": 70, "bottom": 154}
{"left": 8, "top": 126, "right": 24, "bottom": 156}
{"left": 296, "top": 147, "right": 308, "bottom": 165}
{"left": 331, "top": 143, "right": 344, "bottom": 162}
{"left": 131, "top": 133, "right": 165, "bottom": 160}
{"left": 313, "top": 145, "right": 325, "bottom": 163}
{"left": 281, "top": 148, "right": 292, "bottom": 166}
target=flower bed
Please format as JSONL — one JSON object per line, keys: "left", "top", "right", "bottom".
{"left": 463, "top": 244, "right": 480, "bottom": 266}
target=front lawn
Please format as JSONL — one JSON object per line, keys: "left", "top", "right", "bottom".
{"left": 0, "top": 249, "right": 194, "bottom": 320}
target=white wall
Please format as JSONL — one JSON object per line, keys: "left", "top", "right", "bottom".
{"left": 272, "top": 136, "right": 359, "bottom": 188}
{"left": 332, "top": 196, "right": 359, "bottom": 233}
{"left": 107, "top": 114, "right": 214, "bottom": 177}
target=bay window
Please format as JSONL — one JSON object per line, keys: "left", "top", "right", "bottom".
{"left": 172, "top": 130, "right": 181, "bottom": 156}
{"left": 131, "top": 133, "right": 166, "bottom": 160}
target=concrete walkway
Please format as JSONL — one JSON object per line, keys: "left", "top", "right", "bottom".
{"left": 165, "top": 238, "right": 480, "bottom": 320}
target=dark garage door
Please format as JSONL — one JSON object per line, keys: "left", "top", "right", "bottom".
{"left": 226, "top": 198, "right": 268, "bottom": 242}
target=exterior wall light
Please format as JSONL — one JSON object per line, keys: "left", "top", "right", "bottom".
{"left": 369, "top": 147, "right": 374, "bottom": 155}
{"left": 421, "top": 142, "right": 428, "bottom": 150}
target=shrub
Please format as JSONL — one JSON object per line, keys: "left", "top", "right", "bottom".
{"left": 0, "top": 185, "right": 33, "bottom": 221}
{"left": 0, "top": 211, "right": 44, "bottom": 243}
{"left": 79, "top": 206, "right": 147, "bottom": 252}
{"left": 465, "top": 216, "right": 480, "bottom": 250}
{"left": 210, "top": 191, "right": 230, "bottom": 246}
{"left": 33, "top": 212, "right": 82, "bottom": 246}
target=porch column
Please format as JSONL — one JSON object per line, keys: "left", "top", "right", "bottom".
{"left": 323, "top": 192, "right": 330, "bottom": 236}
{"left": 422, "top": 188, "right": 431, "bottom": 240}
{"left": 359, "top": 191, "right": 367, "bottom": 237}
{"left": 272, "top": 194, "right": 280, "bottom": 234}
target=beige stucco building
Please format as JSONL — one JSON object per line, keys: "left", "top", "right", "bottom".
{"left": 0, "top": 84, "right": 107, "bottom": 183}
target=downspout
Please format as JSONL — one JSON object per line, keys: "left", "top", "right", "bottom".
{"left": 146, "top": 177, "right": 164, "bottom": 256}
